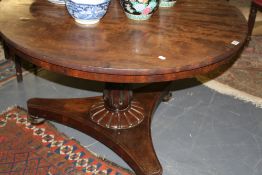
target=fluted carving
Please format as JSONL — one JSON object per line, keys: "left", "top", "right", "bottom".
{"left": 89, "top": 99, "right": 144, "bottom": 129}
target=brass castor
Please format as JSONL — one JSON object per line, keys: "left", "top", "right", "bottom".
{"left": 28, "top": 115, "right": 45, "bottom": 124}
{"left": 162, "top": 92, "right": 172, "bottom": 102}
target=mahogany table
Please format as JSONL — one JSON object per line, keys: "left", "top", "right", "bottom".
{"left": 0, "top": 0, "right": 247, "bottom": 174}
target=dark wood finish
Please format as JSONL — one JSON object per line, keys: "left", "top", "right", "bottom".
{"left": 2, "top": 40, "right": 10, "bottom": 61}
{"left": 90, "top": 83, "right": 145, "bottom": 129}
{"left": 33, "top": 65, "right": 38, "bottom": 75}
{"left": 0, "top": 0, "right": 247, "bottom": 83}
{"left": 1, "top": 40, "right": 23, "bottom": 82}
{"left": 248, "top": 0, "right": 262, "bottom": 41}
{"left": 0, "top": 0, "right": 247, "bottom": 174}
{"left": 14, "top": 55, "right": 23, "bottom": 82}
{"left": 28, "top": 83, "right": 170, "bottom": 175}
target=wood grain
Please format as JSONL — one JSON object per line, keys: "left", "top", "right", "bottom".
{"left": 0, "top": 0, "right": 247, "bottom": 83}
{"left": 0, "top": 1, "right": 248, "bottom": 174}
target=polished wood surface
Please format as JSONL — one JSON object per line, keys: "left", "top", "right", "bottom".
{"left": 0, "top": 0, "right": 247, "bottom": 174}
{"left": 0, "top": 0, "right": 247, "bottom": 83}
{"left": 89, "top": 83, "right": 145, "bottom": 129}
{"left": 28, "top": 83, "right": 171, "bottom": 175}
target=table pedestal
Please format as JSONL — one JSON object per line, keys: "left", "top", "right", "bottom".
{"left": 90, "top": 83, "right": 145, "bottom": 129}
{"left": 27, "top": 82, "right": 172, "bottom": 175}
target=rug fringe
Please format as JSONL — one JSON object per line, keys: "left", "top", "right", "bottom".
{"left": 197, "top": 76, "right": 262, "bottom": 108}
{"left": 70, "top": 138, "right": 135, "bottom": 174}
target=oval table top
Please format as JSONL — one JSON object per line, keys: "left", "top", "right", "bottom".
{"left": 0, "top": 0, "right": 247, "bottom": 83}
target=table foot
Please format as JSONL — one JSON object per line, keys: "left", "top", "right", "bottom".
{"left": 162, "top": 91, "right": 172, "bottom": 102}
{"left": 28, "top": 115, "right": 45, "bottom": 124}
{"left": 27, "top": 83, "right": 171, "bottom": 175}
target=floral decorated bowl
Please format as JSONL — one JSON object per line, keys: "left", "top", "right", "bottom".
{"left": 65, "top": 0, "right": 111, "bottom": 25}
{"left": 120, "top": 0, "right": 159, "bottom": 20}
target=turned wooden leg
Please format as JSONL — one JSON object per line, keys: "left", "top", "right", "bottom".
{"left": 2, "top": 40, "right": 10, "bottom": 60}
{"left": 2, "top": 43, "right": 23, "bottom": 82}
{"left": 14, "top": 55, "right": 23, "bottom": 82}
{"left": 27, "top": 82, "right": 172, "bottom": 175}
{"left": 247, "top": 1, "right": 258, "bottom": 42}
{"left": 33, "top": 64, "right": 38, "bottom": 75}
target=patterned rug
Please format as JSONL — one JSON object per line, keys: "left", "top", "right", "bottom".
{"left": 0, "top": 60, "right": 16, "bottom": 86}
{"left": 198, "top": 36, "right": 262, "bottom": 108}
{"left": 0, "top": 107, "right": 133, "bottom": 175}
{"left": 0, "top": 42, "right": 17, "bottom": 86}
{"left": 0, "top": 41, "right": 4, "bottom": 62}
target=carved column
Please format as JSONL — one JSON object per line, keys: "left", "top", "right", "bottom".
{"left": 89, "top": 83, "right": 145, "bottom": 129}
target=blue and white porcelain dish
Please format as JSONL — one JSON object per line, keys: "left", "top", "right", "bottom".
{"left": 65, "top": 0, "right": 111, "bottom": 25}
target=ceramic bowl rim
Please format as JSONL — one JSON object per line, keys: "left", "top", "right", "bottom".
{"left": 66, "top": 0, "right": 110, "bottom": 6}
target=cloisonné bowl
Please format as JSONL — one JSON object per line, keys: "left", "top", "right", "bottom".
{"left": 65, "top": 0, "right": 111, "bottom": 25}
{"left": 120, "top": 0, "right": 159, "bottom": 20}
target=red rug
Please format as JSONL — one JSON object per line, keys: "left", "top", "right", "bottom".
{"left": 0, "top": 107, "right": 133, "bottom": 175}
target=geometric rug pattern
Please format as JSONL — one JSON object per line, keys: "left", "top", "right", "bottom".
{"left": 0, "top": 60, "right": 16, "bottom": 86}
{"left": 0, "top": 107, "right": 133, "bottom": 175}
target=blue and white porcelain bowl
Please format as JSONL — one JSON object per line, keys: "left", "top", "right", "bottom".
{"left": 65, "top": 0, "right": 111, "bottom": 25}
